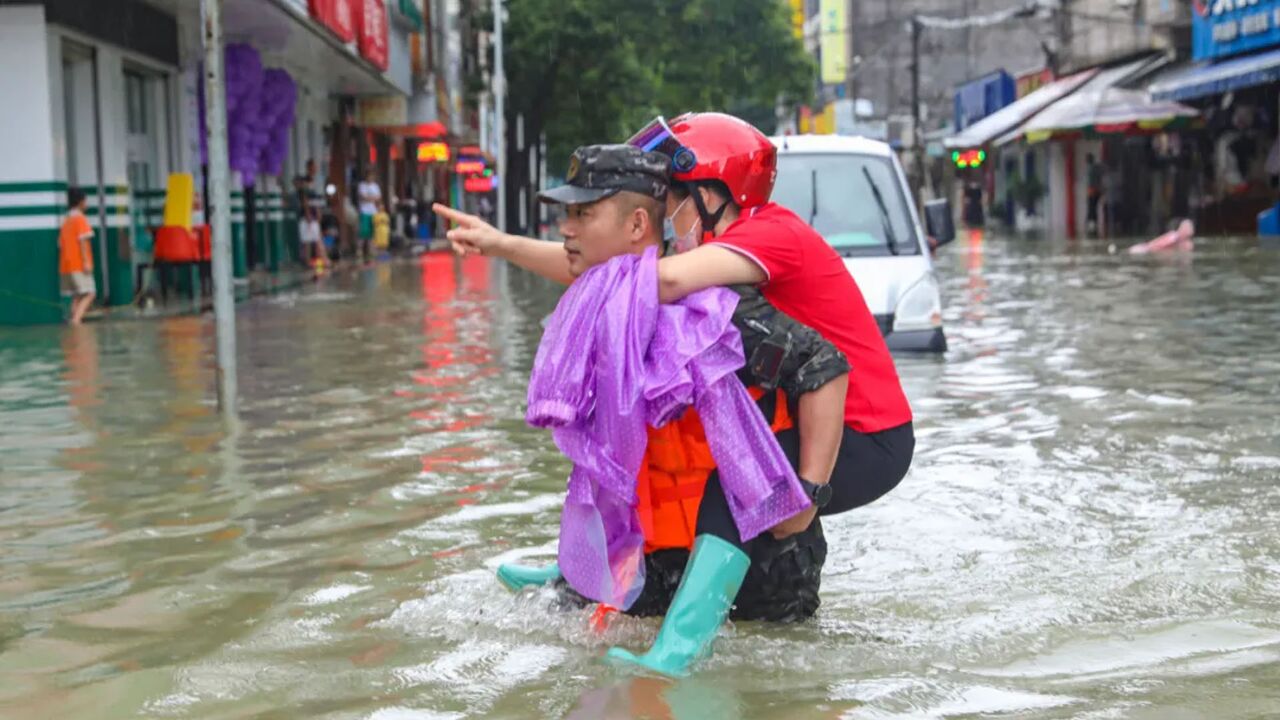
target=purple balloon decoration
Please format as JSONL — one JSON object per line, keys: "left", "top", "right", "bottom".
{"left": 198, "top": 44, "right": 297, "bottom": 184}
{"left": 254, "top": 68, "right": 298, "bottom": 176}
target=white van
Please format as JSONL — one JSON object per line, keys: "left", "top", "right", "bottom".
{"left": 769, "top": 135, "right": 951, "bottom": 353}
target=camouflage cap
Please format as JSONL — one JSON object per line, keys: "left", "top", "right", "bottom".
{"left": 538, "top": 144, "right": 670, "bottom": 205}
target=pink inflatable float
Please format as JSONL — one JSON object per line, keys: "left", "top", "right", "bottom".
{"left": 1129, "top": 219, "right": 1194, "bottom": 254}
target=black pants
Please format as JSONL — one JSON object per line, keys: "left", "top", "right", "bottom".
{"left": 696, "top": 421, "right": 915, "bottom": 551}
{"left": 553, "top": 518, "right": 827, "bottom": 623}
{"left": 555, "top": 422, "right": 912, "bottom": 621}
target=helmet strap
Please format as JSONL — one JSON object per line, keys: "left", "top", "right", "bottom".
{"left": 689, "top": 183, "right": 731, "bottom": 238}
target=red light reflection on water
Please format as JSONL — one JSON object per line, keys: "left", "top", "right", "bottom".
{"left": 965, "top": 228, "right": 988, "bottom": 324}
{"left": 412, "top": 252, "right": 508, "bottom": 489}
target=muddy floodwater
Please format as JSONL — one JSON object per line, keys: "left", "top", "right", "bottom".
{"left": 2, "top": 235, "right": 1278, "bottom": 719}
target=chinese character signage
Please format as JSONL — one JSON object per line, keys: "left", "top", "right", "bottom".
{"left": 356, "top": 95, "right": 406, "bottom": 126}
{"left": 358, "top": 0, "right": 389, "bottom": 71}
{"left": 1016, "top": 68, "right": 1054, "bottom": 99}
{"left": 819, "top": 0, "right": 846, "bottom": 85}
{"left": 309, "top": 0, "right": 356, "bottom": 43}
{"left": 417, "top": 143, "right": 450, "bottom": 163}
{"left": 1193, "top": 0, "right": 1280, "bottom": 60}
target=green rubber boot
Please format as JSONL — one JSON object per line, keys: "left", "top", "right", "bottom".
{"left": 496, "top": 561, "right": 561, "bottom": 592}
{"left": 606, "top": 535, "right": 750, "bottom": 678}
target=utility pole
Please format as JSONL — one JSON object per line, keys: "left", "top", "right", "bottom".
{"left": 1055, "top": 0, "right": 1071, "bottom": 74}
{"left": 201, "top": 0, "right": 237, "bottom": 416}
{"left": 844, "top": 0, "right": 856, "bottom": 114}
{"left": 910, "top": 15, "right": 925, "bottom": 205}
{"left": 493, "top": 0, "right": 506, "bottom": 233}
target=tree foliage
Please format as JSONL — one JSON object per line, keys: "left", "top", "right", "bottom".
{"left": 491, "top": 0, "right": 813, "bottom": 230}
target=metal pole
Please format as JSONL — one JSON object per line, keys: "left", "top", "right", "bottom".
{"left": 910, "top": 16, "right": 925, "bottom": 205}
{"left": 493, "top": 0, "right": 507, "bottom": 232}
{"left": 201, "top": 0, "right": 237, "bottom": 416}
{"left": 845, "top": 0, "right": 856, "bottom": 113}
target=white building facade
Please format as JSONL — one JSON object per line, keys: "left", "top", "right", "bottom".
{"left": 0, "top": 0, "right": 418, "bottom": 324}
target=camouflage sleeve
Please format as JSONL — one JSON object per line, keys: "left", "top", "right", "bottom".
{"left": 729, "top": 285, "right": 850, "bottom": 397}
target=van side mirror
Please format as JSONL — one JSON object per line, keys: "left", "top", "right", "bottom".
{"left": 924, "top": 198, "right": 956, "bottom": 248}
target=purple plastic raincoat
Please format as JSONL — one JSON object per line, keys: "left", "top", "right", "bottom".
{"left": 526, "top": 247, "right": 810, "bottom": 610}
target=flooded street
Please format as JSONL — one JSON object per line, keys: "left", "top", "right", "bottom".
{"left": 2, "top": 236, "right": 1279, "bottom": 719}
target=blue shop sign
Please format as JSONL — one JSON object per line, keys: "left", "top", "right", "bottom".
{"left": 1193, "top": 0, "right": 1280, "bottom": 60}
{"left": 953, "top": 71, "right": 1015, "bottom": 132}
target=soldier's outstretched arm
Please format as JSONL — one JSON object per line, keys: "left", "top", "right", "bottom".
{"left": 433, "top": 204, "right": 575, "bottom": 285}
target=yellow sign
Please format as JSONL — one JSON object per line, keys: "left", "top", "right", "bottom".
{"left": 417, "top": 142, "right": 450, "bottom": 163}
{"left": 814, "top": 104, "right": 836, "bottom": 135}
{"left": 356, "top": 96, "right": 408, "bottom": 127}
{"left": 819, "top": 0, "right": 847, "bottom": 85}
{"left": 790, "top": 0, "right": 805, "bottom": 40}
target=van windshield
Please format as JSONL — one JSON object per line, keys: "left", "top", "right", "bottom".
{"left": 772, "top": 152, "right": 922, "bottom": 257}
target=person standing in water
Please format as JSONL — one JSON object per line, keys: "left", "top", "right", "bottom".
{"left": 58, "top": 188, "right": 97, "bottom": 326}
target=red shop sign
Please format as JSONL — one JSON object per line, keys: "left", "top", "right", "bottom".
{"left": 464, "top": 176, "right": 494, "bottom": 193}
{"left": 358, "top": 0, "right": 389, "bottom": 71}
{"left": 309, "top": 0, "right": 356, "bottom": 43}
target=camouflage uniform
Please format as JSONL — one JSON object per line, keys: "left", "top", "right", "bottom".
{"left": 621, "top": 285, "right": 848, "bottom": 622}
{"left": 537, "top": 144, "right": 670, "bottom": 205}
{"left": 730, "top": 284, "right": 850, "bottom": 398}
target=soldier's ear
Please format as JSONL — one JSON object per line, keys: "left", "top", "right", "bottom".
{"left": 628, "top": 205, "right": 648, "bottom": 241}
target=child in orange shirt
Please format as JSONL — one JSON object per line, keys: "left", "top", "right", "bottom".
{"left": 59, "top": 188, "right": 96, "bottom": 325}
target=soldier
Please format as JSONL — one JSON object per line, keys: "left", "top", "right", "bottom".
{"left": 438, "top": 117, "right": 916, "bottom": 675}
{"left": 449, "top": 144, "right": 850, "bottom": 675}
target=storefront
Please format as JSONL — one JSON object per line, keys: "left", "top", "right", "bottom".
{"left": 210, "top": 0, "right": 405, "bottom": 270}
{"left": 951, "top": 51, "right": 1201, "bottom": 240}
{"left": 0, "top": 0, "right": 414, "bottom": 325}
{"left": 944, "top": 70, "right": 1097, "bottom": 235}
{"left": 0, "top": 1, "right": 182, "bottom": 323}
{"left": 1150, "top": 0, "right": 1280, "bottom": 235}
{"left": 1004, "top": 55, "right": 1197, "bottom": 240}
{"left": 948, "top": 71, "right": 1017, "bottom": 227}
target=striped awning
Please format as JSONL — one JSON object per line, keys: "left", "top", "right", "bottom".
{"left": 1150, "top": 47, "right": 1280, "bottom": 102}
{"left": 1000, "top": 56, "right": 1198, "bottom": 144}
{"left": 943, "top": 69, "right": 1097, "bottom": 150}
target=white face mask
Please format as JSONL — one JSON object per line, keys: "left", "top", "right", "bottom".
{"left": 663, "top": 197, "right": 700, "bottom": 254}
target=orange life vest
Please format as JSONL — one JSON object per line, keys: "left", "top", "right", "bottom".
{"left": 636, "top": 388, "right": 794, "bottom": 553}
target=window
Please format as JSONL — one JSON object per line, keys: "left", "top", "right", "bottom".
{"left": 125, "top": 70, "right": 148, "bottom": 134}
{"left": 772, "top": 153, "right": 922, "bottom": 257}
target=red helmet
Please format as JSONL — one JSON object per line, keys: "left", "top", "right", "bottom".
{"left": 628, "top": 113, "right": 777, "bottom": 208}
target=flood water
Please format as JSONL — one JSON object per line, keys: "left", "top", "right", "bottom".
{"left": 2, "top": 235, "right": 1279, "bottom": 719}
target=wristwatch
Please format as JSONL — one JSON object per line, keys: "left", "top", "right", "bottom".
{"left": 798, "top": 477, "right": 832, "bottom": 509}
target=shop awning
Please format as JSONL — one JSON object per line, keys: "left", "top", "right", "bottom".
{"left": 226, "top": 0, "right": 402, "bottom": 97}
{"left": 1011, "top": 56, "right": 1199, "bottom": 142}
{"left": 943, "top": 69, "right": 1097, "bottom": 150}
{"left": 1150, "top": 47, "right": 1280, "bottom": 102}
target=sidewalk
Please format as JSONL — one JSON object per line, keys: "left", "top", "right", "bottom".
{"left": 69, "top": 235, "right": 457, "bottom": 325}
{"left": 84, "top": 251, "right": 433, "bottom": 324}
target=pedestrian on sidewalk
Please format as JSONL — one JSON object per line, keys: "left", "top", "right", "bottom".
{"left": 299, "top": 203, "right": 322, "bottom": 269}
{"left": 373, "top": 201, "right": 391, "bottom": 259}
{"left": 320, "top": 184, "right": 341, "bottom": 266}
{"left": 293, "top": 158, "right": 317, "bottom": 210}
{"left": 1086, "top": 154, "right": 1103, "bottom": 236}
{"left": 358, "top": 170, "right": 381, "bottom": 261}
{"left": 58, "top": 187, "right": 96, "bottom": 325}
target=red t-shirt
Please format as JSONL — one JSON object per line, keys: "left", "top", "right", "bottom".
{"left": 710, "top": 203, "right": 912, "bottom": 433}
